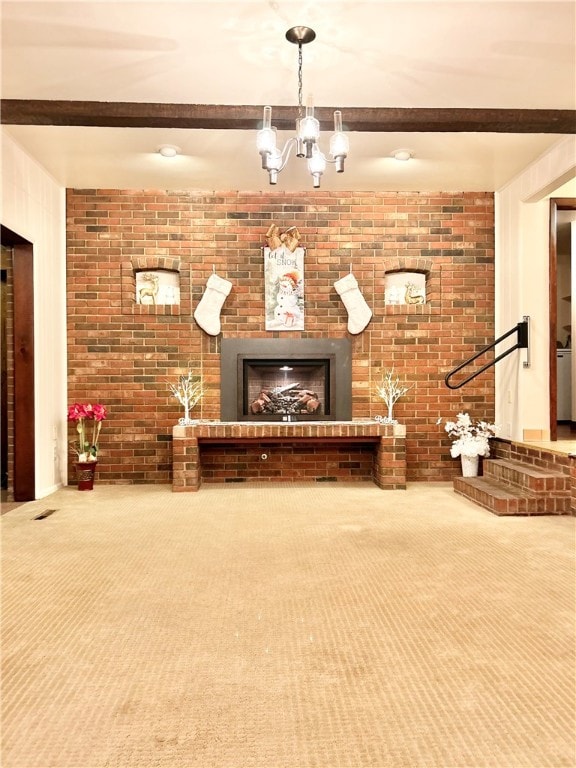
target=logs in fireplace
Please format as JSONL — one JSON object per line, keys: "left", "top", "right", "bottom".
{"left": 250, "top": 382, "right": 321, "bottom": 416}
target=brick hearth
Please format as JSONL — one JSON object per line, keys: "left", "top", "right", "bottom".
{"left": 172, "top": 421, "right": 406, "bottom": 492}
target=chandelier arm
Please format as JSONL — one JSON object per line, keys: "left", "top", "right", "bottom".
{"left": 276, "top": 137, "right": 298, "bottom": 173}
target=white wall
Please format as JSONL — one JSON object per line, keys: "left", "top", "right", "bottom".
{"left": 495, "top": 137, "right": 576, "bottom": 441}
{"left": 1, "top": 129, "right": 68, "bottom": 497}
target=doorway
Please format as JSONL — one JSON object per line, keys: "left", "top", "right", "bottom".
{"left": 549, "top": 198, "right": 576, "bottom": 442}
{"left": 1, "top": 248, "right": 9, "bottom": 491}
{"left": 0, "top": 226, "right": 35, "bottom": 501}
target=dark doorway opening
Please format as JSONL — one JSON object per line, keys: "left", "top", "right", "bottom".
{"left": 1, "top": 261, "right": 8, "bottom": 490}
{"left": 1, "top": 226, "right": 35, "bottom": 501}
{"left": 549, "top": 198, "right": 576, "bottom": 442}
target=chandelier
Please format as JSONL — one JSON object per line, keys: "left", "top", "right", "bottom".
{"left": 256, "top": 26, "right": 349, "bottom": 188}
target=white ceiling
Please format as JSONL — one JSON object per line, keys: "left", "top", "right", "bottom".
{"left": 1, "top": 0, "right": 575, "bottom": 193}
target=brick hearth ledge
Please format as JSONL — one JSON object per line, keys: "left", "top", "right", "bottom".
{"left": 172, "top": 421, "right": 406, "bottom": 492}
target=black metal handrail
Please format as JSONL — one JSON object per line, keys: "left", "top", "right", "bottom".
{"left": 445, "top": 317, "right": 530, "bottom": 390}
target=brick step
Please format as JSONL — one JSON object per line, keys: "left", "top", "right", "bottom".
{"left": 483, "top": 458, "right": 569, "bottom": 496}
{"left": 453, "top": 476, "right": 570, "bottom": 516}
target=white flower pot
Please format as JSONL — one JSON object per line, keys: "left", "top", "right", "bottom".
{"left": 461, "top": 455, "right": 480, "bottom": 477}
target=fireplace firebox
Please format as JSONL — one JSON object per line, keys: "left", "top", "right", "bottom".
{"left": 220, "top": 338, "right": 352, "bottom": 421}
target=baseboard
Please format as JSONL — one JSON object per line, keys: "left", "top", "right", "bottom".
{"left": 35, "top": 482, "right": 64, "bottom": 499}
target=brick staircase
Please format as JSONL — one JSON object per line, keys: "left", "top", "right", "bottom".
{"left": 453, "top": 441, "right": 572, "bottom": 516}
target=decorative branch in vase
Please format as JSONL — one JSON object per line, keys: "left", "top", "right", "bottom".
{"left": 374, "top": 369, "right": 413, "bottom": 424}
{"left": 169, "top": 371, "right": 204, "bottom": 425}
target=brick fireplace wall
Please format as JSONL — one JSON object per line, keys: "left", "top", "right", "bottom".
{"left": 66, "top": 189, "right": 495, "bottom": 484}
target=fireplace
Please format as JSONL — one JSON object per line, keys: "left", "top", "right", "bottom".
{"left": 220, "top": 338, "right": 352, "bottom": 421}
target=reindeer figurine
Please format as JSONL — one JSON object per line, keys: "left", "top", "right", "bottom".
{"left": 138, "top": 273, "right": 160, "bottom": 305}
{"left": 404, "top": 281, "right": 425, "bottom": 305}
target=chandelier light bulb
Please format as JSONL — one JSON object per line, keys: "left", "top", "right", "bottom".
{"left": 298, "top": 104, "right": 319, "bottom": 159}
{"left": 266, "top": 148, "right": 283, "bottom": 184}
{"left": 300, "top": 107, "right": 320, "bottom": 141}
{"left": 267, "top": 148, "right": 283, "bottom": 171}
{"left": 308, "top": 150, "right": 326, "bottom": 175}
{"left": 307, "top": 147, "right": 326, "bottom": 188}
{"left": 257, "top": 121, "right": 277, "bottom": 168}
{"left": 330, "top": 112, "right": 349, "bottom": 172}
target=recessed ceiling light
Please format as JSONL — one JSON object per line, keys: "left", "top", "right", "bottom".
{"left": 392, "top": 149, "right": 412, "bottom": 161}
{"left": 158, "top": 145, "right": 181, "bottom": 158}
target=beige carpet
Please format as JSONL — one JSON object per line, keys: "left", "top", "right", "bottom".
{"left": 1, "top": 482, "right": 575, "bottom": 768}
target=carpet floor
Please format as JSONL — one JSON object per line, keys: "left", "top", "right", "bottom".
{"left": 1, "top": 482, "right": 575, "bottom": 768}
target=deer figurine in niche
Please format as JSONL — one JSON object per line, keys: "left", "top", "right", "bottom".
{"left": 404, "top": 281, "right": 425, "bottom": 304}
{"left": 138, "top": 273, "right": 160, "bottom": 304}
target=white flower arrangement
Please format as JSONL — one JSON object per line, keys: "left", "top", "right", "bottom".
{"left": 441, "top": 412, "right": 498, "bottom": 458}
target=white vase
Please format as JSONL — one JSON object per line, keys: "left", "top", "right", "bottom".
{"left": 461, "top": 454, "right": 479, "bottom": 477}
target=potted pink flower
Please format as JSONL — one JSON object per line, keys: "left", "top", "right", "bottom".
{"left": 67, "top": 402, "right": 108, "bottom": 462}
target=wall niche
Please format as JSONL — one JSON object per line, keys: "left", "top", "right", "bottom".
{"left": 121, "top": 256, "right": 190, "bottom": 315}
{"left": 135, "top": 269, "right": 180, "bottom": 306}
{"left": 385, "top": 271, "right": 426, "bottom": 306}
{"left": 382, "top": 259, "right": 438, "bottom": 316}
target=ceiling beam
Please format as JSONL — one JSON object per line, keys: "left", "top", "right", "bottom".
{"left": 2, "top": 100, "right": 575, "bottom": 133}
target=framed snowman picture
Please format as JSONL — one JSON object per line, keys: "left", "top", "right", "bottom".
{"left": 264, "top": 245, "right": 305, "bottom": 331}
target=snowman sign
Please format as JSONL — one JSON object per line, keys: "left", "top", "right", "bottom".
{"left": 264, "top": 227, "right": 305, "bottom": 331}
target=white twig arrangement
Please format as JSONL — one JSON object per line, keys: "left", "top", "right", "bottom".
{"left": 374, "top": 369, "right": 413, "bottom": 424}
{"left": 169, "top": 371, "right": 204, "bottom": 424}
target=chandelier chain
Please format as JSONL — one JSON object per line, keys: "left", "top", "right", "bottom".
{"left": 297, "top": 43, "right": 303, "bottom": 118}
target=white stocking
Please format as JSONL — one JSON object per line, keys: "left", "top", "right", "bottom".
{"left": 334, "top": 273, "right": 372, "bottom": 334}
{"left": 193, "top": 273, "right": 232, "bottom": 336}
